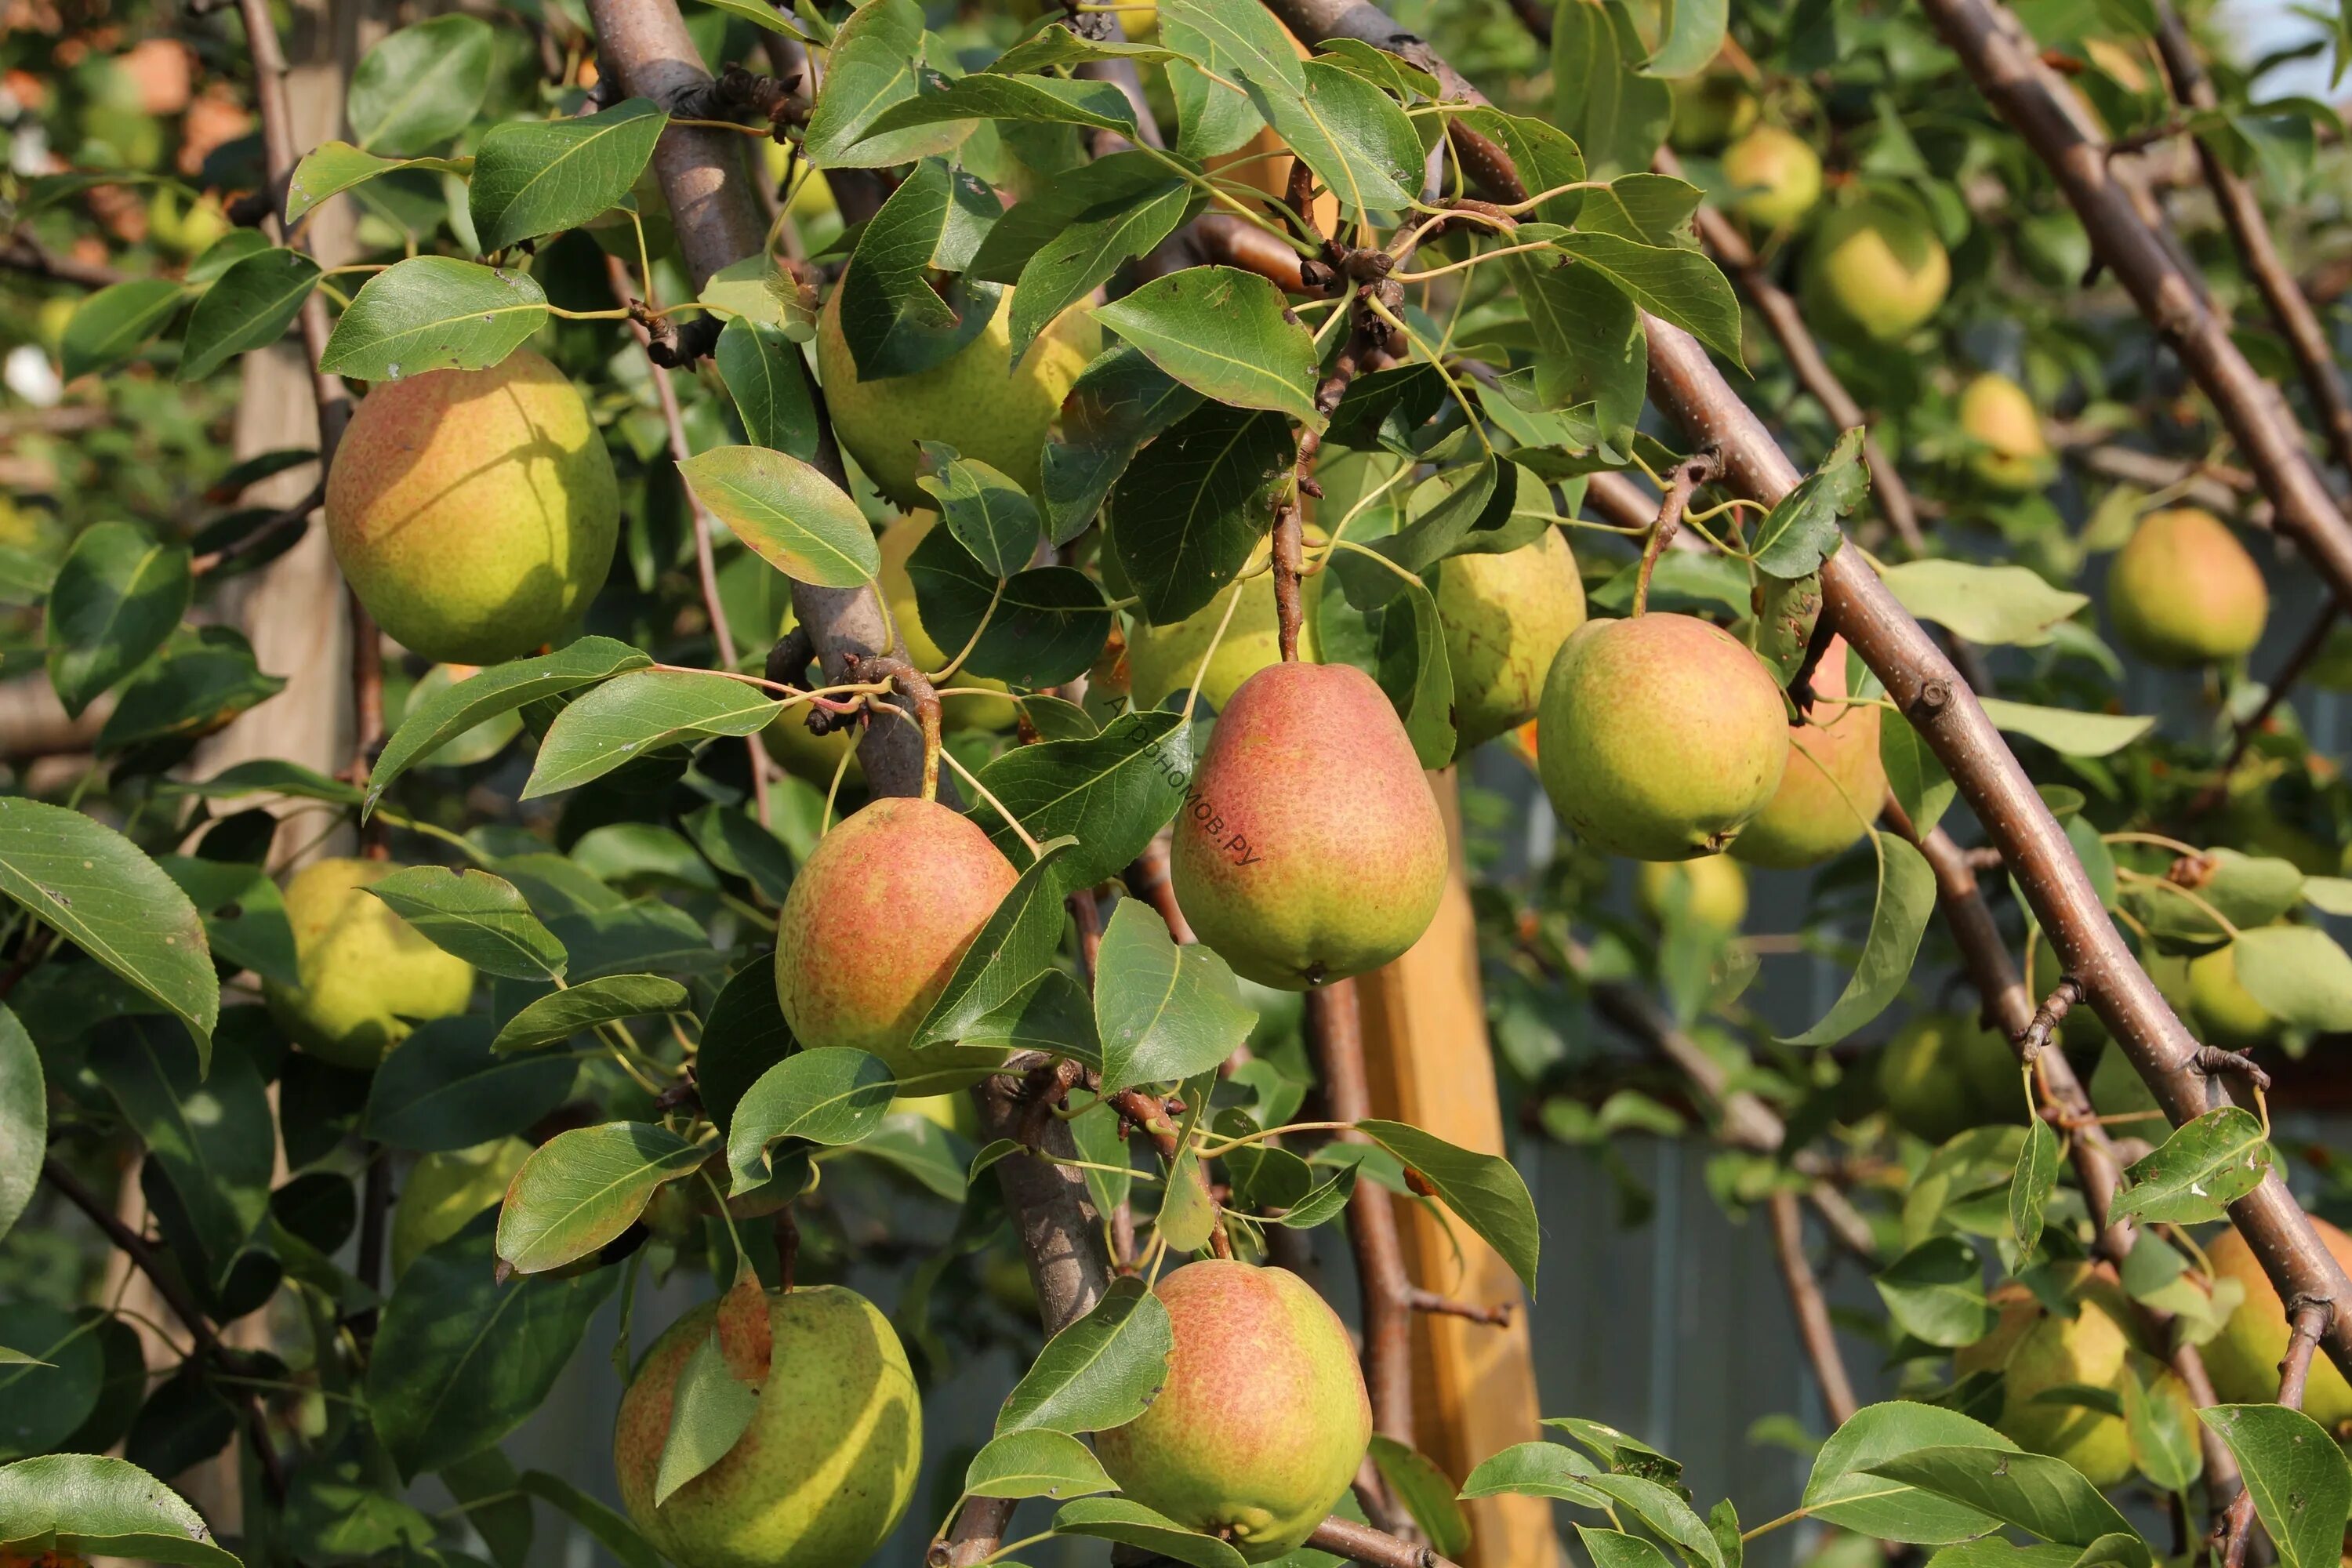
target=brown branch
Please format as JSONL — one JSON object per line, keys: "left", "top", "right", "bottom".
{"left": 187, "top": 481, "right": 324, "bottom": 576}
{"left": 1634, "top": 451, "right": 1717, "bottom": 615}
{"left": 0, "top": 233, "right": 125, "bottom": 289}
{"left": 1307, "top": 1514, "right": 1464, "bottom": 1568}
{"left": 1404, "top": 1285, "right": 1514, "bottom": 1326}
{"left": 1123, "top": 831, "right": 1197, "bottom": 943}
{"left": 1766, "top": 1189, "right": 1859, "bottom": 1426}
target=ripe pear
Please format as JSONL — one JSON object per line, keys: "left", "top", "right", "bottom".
{"left": 2107, "top": 508, "right": 2268, "bottom": 667}
{"left": 1127, "top": 573, "right": 1319, "bottom": 713}
{"left": 1722, "top": 125, "right": 1822, "bottom": 228}
{"left": 1878, "top": 1014, "right": 2023, "bottom": 1143}
{"left": 1955, "top": 1265, "right": 2189, "bottom": 1487}
{"left": 1801, "top": 200, "right": 1951, "bottom": 344}
{"left": 263, "top": 858, "right": 475, "bottom": 1069}
{"left": 815, "top": 286, "right": 1098, "bottom": 508}
{"left": 1537, "top": 614, "right": 1790, "bottom": 861}
{"left": 1669, "top": 67, "right": 1758, "bottom": 151}
{"left": 1636, "top": 856, "right": 1748, "bottom": 931}
{"left": 390, "top": 1138, "right": 531, "bottom": 1280}
{"left": 325, "top": 349, "right": 619, "bottom": 665}
{"left": 1094, "top": 1261, "right": 1370, "bottom": 1562}
{"left": 2185, "top": 942, "right": 2281, "bottom": 1049}
{"left": 1169, "top": 662, "right": 1448, "bottom": 989}
{"left": 1732, "top": 636, "right": 1884, "bottom": 869}
{"left": 1958, "top": 372, "right": 2054, "bottom": 491}
{"left": 879, "top": 513, "right": 1018, "bottom": 731}
{"left": 774, "top": 797, "right": 1019, "bottom": 1090}
{"left": 2203, "top": 1219, "right": 2352, "bottom": 1432}
{"left": 1436, "top": 528, "right": 1588, "bottom": 751}
{"left": 614, "top": 1284, "right": 920, "bottom": 1568}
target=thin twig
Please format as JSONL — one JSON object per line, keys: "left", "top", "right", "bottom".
{"left": 1766, "top": 1189, "right": 1859, "bottom": 1425}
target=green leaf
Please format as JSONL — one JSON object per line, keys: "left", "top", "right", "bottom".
{"left": 515, "top": 1469, "right": 661, "bottom": 1568}
{"left": 1094, "top": 267, "right": 1322, "bottom": 426}
{"left": 1976, "top": 699, "right": 2153, "bottom": 759}
{"left": 652, "top": 1325, "right": 762, "bottom": 1505}
{"left": 1550, "top": 0, "right": 1672, "bottom": 176}
{"left": 1094, "top": 900, "right": 1258, "bottom": 1093}
{"left": 470, "top": 99, "right": 669, "bottom": 252}
{"left": 1154, "top": 1144, "right": 1218, "bottom": 1254}
{"left": 2199, "top": 1404, "right": 2350, "bottom": 1568}
{"left": 1882, "top": 720, "right": 1956, "bottom": 840}
{"left": 1271, "top": 1160, "right": 1358, "bottom": 1228}
{"left": 0, "top": 797, "right": 217, "bottom": 1051}
{"left": 699, "top": 253, "right": 812, "bottom": 336}
{"left": 960, "top": 969, "right": 1102, "bottom": 1069}
{"left": 862, "top": 72, "right": 1137, "bottom": 138}
{"left": 348, "top": 15, "right": 495, "bottom": 154}
{"left": 695, "top": 962, "right": 797, "bottom": 1140}
{"left": 1249, "top": 59, "right": 1422, "bottom": 218}
{"left": 906, "top": 532, "right": 1112, "bottom": 688}
{"left": 0, "top": 1454, "right": 241, "bottom": 1568}
{"left": 726, "top": 1047, "right": 897, "bottom": 1193}
{"left": 800, "top": 0, "right": 962, "bottom": 168}
{"left": 492, "top": 974, "right": 688, "bottom": 1054}
{"left": 523, "top": 669, "right": 785, "bottom": 800}
{"left": 498, "top": 1121, "right": 703, "bottom": 1274}
{"left": 1864, "top": 1446, "right": 2141, "bottom": 1552}
{"left": 835, "top": 161, "right": 1004, "bottom": 378}
{"left": 995, "top": 1275, "right": 1173, "bottom": 1435}
{"left": 367, "top": 637, "right": 649, "bottom": 815}
{"left": 2121, "top": 1356, "right": 2201, "bottom": 1491}
{"left": 1054, "top": 1497, "right": 1248, "bottom": 1568}
{"left": 968, "top": 153, "right": 1200, "bottom": 362}
{"left": 677, "top": 446, "right": 881, "bottom": 588}
{"left": 967, "top": 709, "right": 1192, "bottom": 886}
{"left": 715, "top": 318, "right": 820, "bottom": 463}
{"left": 61, "top": 279, "right": 185, "bottom": 381}
{"left": 1458, "top": 1439, "right": 1609, "bottom": 1505}
{"left": 159, "top": 857, "right": 299, "bottom": 989}
{"left": 365, "top": 866, "right": 568, "bottom": 981}
{"left": 1358, "top": 1120, "right": 1540, "bottom": 1295}
{"left": 91, "top": 1017, "right": 272, "bottom": 1289}
{"left": 916, "top": 445, "right": 1041, "bottom": 577}
{"left": 0, "top": 1008, "right": 39, "bottom": 1243}
{"left": 368, "top": 1212, "right": 617, "bottom": 1478}
{"left": 96, "top": 626, "right": 284, "bottom": 754}
{"left": 44, "top": 521, "right": 191, "bottom": 718}
{"left": 1584, "top": 1474, "right": 1725, "bottom": 1568}
{"left": 0, "top": 1303, "right": 103, "bottom": 1461}
{"left": 1580, "top": 1526, "right": 1679, "bottom": 1568}
{"left": 1044, "top": 345, "right": 1203, "bottom": 544}
{"left": 1879, "top": 561, "right": 2088, "bottom": 648}
{"left": 1750, "top": 427, "right": 1865, "bottom": 579}
{"left": 363, "top": 1017, "right": 579, "bottom": 1152}
{"left": 2010, "top": 1116, "right": 2060, "bottom": 1257}
{"left": 1556, "top": 229, "right": 1744, "bottom": 366}
{"left": 1872, "top": 1236, "right": 1996, "bottom": 1347}
{"left": 285, "top": 142, "right": 470, "bottom": 223}
{"left": 1783, "top": 831, "right": 1936, "bottom": 1045}
{"left": 1507, "top": 249, "right": 1645, "bottom": 448}
{"left": 963, "top": 1428, "right": 1119, "bottom": 1501}
{"left": 835, "top": 1111, "right": 970, "bottom": 1202}
{"left": 911, "top": 839, "right": 1076, "bottom": 1052}
{"left": 1370, "top": 1436, "right": 1472, "bottom": 1559}
{"left": 1113, "top": 402, "right": 1296, "bottom": 624}
{"left": 1802, "top": 1401, "right": 2016, "bottom": 1544}
{"left": 1642, "top": 0, "right": 1729, "bottom": 78}
{"left": 318, "top": 256, "right": 549, "bottom": 380}
{"left": 2231, "top": 924, "right": 2352, "bottom": 1030}
{"left": 178, "top": 247, "right": 321, "bottom": 382}
{"left": 2109, "top": 1106, "right": 2270, "bottom": 1225}
{"left": 1455, "top": 107, "right": 1590, "bottom": 227}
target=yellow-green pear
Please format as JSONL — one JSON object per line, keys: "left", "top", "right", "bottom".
{"left": 390, "top": 1138, "right": 531, "bottom": 1279}
{"left": 1669, "top": 67, "right": 1758, "bottom": 151}
{"left": 886, "top": 1090, "right": 978, "bottom": 1139}
{"left": 1958, "top": 372, "right": 2054, "bottom": 490}
{"left": 775, "top": 797, "right": 1018, "bottom": 1091}
{"left": 1722, "top": 125, "right": 1823, "bottom": 228}
{"left": 1537, "top": 614, "right": 1790, "bottom": 861}
{"left": 1435, "top": 528, "right": 1587, "bottom": 751}
{"left": 325, "top": 350, "right": 618, "bottom": 665}
{"left": 1170, "top": 662, "right": 1448, "bottom": 989}
{"left": 1127, "top": 573, "right": 1319, "bottom": 712}
{"left": 1094, "top": 1261, "right": 1370, "bottom": 1562}
{"left": 2107, "top": 508, "right": 2268, "bottom": 667}
{"left": 1733, "top": 636, "right": 1884, "bottom": 869}
{"left": 264, "top": 858, "right": 475, "bottom": 1069}
{"left": 614, "top": 1283, "right": 920, "bottom": 1568}
{"left": 2203, "top": 1220, "right": 2352, "bottom": 1433}
{"left": 1801, "top": 200, "right": 1951, "bottom": 344}
{"left": 1877, "top": 1014, "right": 2022, "bottom": 1143}
{"left": 1636, "top": 856, "right": 1748, "bottom": 931}
{"left": 2185, "top": 942, "right": 2281, "bottom": 1049}
{"left": 879, "top": 513, "right": 1018, "bottom": 731}
{"left": 815, "top": 285, "right": 1098, "bottom": 508}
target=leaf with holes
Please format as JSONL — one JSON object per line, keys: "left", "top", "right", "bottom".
{"left": 2110, "top": 1107, "right": 2270, "bottom": 1226}
{"left": 2200, "top": 1404, "right": 2348, "bottom": 1568}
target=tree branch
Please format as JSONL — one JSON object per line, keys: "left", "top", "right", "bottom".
{"left": 1766, "top": 1189, "right": 1858, "bottom": 1425}
{"left": 1308, "top": 1513, "right": 1464, "bottom": 1568}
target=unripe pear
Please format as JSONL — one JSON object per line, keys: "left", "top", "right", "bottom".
{"left": 880, "top": 513, "right": 1017, "bottom": 731}
{"left": 1801, "top": 200, "right": 1951, "bottom": 344}
{"left": 1537, "top": 614, "right": 1789, "bottom": 861}
{"left": 774, "top": 797, "right": 1019, "bottom": 1091}
{"left": 1635, "top": 856, "right": 1748, "bottom": 931}
{"left": 815, "top": 286, "right": 1098, "bottom": 508}
{"left": 390, "top": 1138, "right": 531, "bottom": 1280}
{"left": 1732, "top": 636, "right": 1884, "bottom": 869}
{"left": 1958, "top": 372, "right": 2054, "bottom": 490}
{"left": 264, "top": 858, "right": 475, "bottom": 1069}
{"left": 325, "top": 350, "right": 619, "bottom": 665}
{"left": 614, "top": 1284, "right": 920, "bottom": 1568}
{"left": 1435, "top": 528, "right": 1587, "bottom": 751}
{"left": 1669, "top": 69, "right": 1758, "bottom": 151}
{"left": 2185, "top": 942, "right": 2280, "bottom": 1049}
{"left": 2107, "top": 508, "right": 2268, "bottom": 667}
{"left": 1722, "top": 125, "right": 1823, "bottom": 228}
{"left": 1127, "top": 573, "right": 1319, "bottom": 713}
{"left": 2203, "top": 1220, "right": 2352, "bottom": 1432}
{"left": 1094, "top": 1261, "right": 1370, "bottom": 1562}
{"left": 1169, "top": 662, "right": 1448, "bottom": 989}
{"left": 1878, "top": 1014, "right": 2020, "bottom": 1143}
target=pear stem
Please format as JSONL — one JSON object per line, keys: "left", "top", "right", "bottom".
{"left": 1632, "top": 451, "right": 1719, "bottom": 618}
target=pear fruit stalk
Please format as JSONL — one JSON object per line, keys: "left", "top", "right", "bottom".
{"left": 1170, "top": 662, "right": 1447, "bottom": 989}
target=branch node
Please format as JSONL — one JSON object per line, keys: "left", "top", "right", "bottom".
{"left": 2016, "top": 975, "right": 2085, "bottom": 1064}
{"left": 2189, "top": 1044, "right": 2271, "bottom": 1092}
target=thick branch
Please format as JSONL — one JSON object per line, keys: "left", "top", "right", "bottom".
{"left": 1308, "top": 1514, "right": 1464, "bottom": 1568}
{"left": 1308, "top": 981, "right": 1415, "bottom": 1450}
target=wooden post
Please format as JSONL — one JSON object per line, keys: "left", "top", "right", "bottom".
{"left": 1355, "top": 769, "right": 1558, "bottom": 1568}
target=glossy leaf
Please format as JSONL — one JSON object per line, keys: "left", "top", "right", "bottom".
{"left": 0, "top": 1008, "right": 39, "bottom": 1243}
{"left": 61, "top": 280, "right": 185, "bottom": 380}
{"left": 2231, "top": 924, "right": 2352, "bottom": 1030}
{"left": 1094, "top": 267, "right": 1321, "bottom": 426}
{"left": 524, "top": 669, "right": 785, "bottom": 799}
{"left": 1052, "top": 1497, "right": 1247, "bottom": 1568}
{"left": 1043, "top": 345, "right": 1202, "bottom": 544}
{"left": 1095, "top": 900, "right": 1258, "bottom": 1093}
{"left": 1248, "top": 60, "right": 1423, "bottom": 217}
{"left": 1112, "top": 402, "right": 1296, "bottom": 624}
{"left": 911, "top": 839, "right": 1077, "bottom": 1051}
{"left": 366, "top": 636, "right": 649, "bottom": 814}
{"left": 967, "top": 709, "right": 1192, "bottom": 885}
{"left": 492, "top": 974, "right": 688, "bottom": 1054}
{"left": 0, "top": 1454, "right": 240, "bottom": 1568}
{"left": 715, "top": 318, "right": 820, "bottom": 462}
{"left": 470, "top": 99, "right": 668, "bottom": 252}
{"left": 1458, "top": 1439, "right": 1610, "bottom": 1506}
{"left": 365, "top": 866, "right": 568, "bottom": 980}
{"left": 726, "top": 1047, "right": 896, "bottom": 1193}
{"left": 995, "top": 1276, "right": 1173, "bottom": 1435}
{"left": 1358, "top": 1120, "right": 1540, "bottom": 1294}
{"left": 2010, "top": 1116, "right": 2060, "bottom": 1257}
{"left": 1871, "top": 1236, "right": 1995, "bottom": 1347}
{"left": 1977, "top": 699, "right": 2154, "bottom": 759}
{"left": 285, "top": 141, "right": 470, "bottom": 223}
{"left": 964, "top": 1428, "right": 1116, "bottom": 1501}
{"left": 1783, "top": 832, "right": 1936, "bottom": 1045}
{"left": 677, "top": 446, "right": 880, "bottom": 587}
{"left": 348, "top": 15, "right": 495, "bottom": 154}
{"left": 917, "top": 445, "right": 1040, "bottom": 577}
{"left": 1802, "top": 1402, "right": 2016, "bottom": 1543}
{"left": 497, "top": 1122, "right": 705, "bottom": 1274}
{"left": 179, "top": 247, "right": 321, "bottom": 381}
{"left": 2200, "top": 1404, "right": 2350, "bottom": 1568}
{"left": 1370, "top": 1436, "right": 1472, "bottom": 1559}
{"left": 1863, "top": 1446, "right": 2139, "bottom": 1550}
{"left": 318, "top": 256, "right": 549, "bottom": 380}
{"left": 44, "top": 521, "right": 191, "bottom": 718}
{"left": 652, "top": 1323, "right": 761, "bottom": 1506}
{"left": 2110, "top": 1107, "right": 2270, "bottom": 1225}
{"left": 800, "top": 0, "right": 960, "bottom": 167}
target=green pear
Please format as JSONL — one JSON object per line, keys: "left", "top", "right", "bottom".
{"left": 879, "top": 512, "right": 1018, "bottom": 731}
{"left": 1128, "top": 573, "right": 1319, "bottom": 713}
{"left": 1094, "top": 1261, "right": 1370, "bottom": 1562}
{"left": 1722, "top": 125, "right": 1822, "bottom": 228}
{"left": 1801, "top": 200, "right": 1951, "bottom": 344}
{"left": 2107, "top": 508, "right": 2268, "bottom": 667}
{"left": 816, "top": 285, "right": 1098, "bottom": 508}
{"left": 1537, "top": 614, "right": 1790, "bottom": 861}
{"left": 1733, "top": 635, "right": 1885, "bottom": 869}
{"left": 1435, "top": 528, "right": 1587, "bottom": 751}
{"left": 1877, "top": 1014, "right": 2021, "bottom": 1142}
{"left": 1958, "top": 372, "right": 2054, "bottom": 490}
{"left": 264, "top": 858, "right": 475, "bottom": 1069}
{"left": 1669, "top": 67, "right": 1758, "bottom": 151}
{"left": 1170, "top": 662, "right": 1448, "bottom": 989}
{"left": 2186, "top": 941, "right": 2281, "bottom": 1049}
{"left": 774, "top": 797, "right": 1019, "bottom": 1091}
{"left": 2204, "top": 1219, "right": 2352, "bottom": 1433}
{"left": 614, "top": 1283, "right": 920, "bottom": 1568}
{"left": 390, "top": 1138, "right": 531, "bottom": 1280}
{"left": 1636, "top": 856, "right": 1748, "bottom": 931}
{"left": 326, "top": 350, "right": 617, "bottom": 665}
